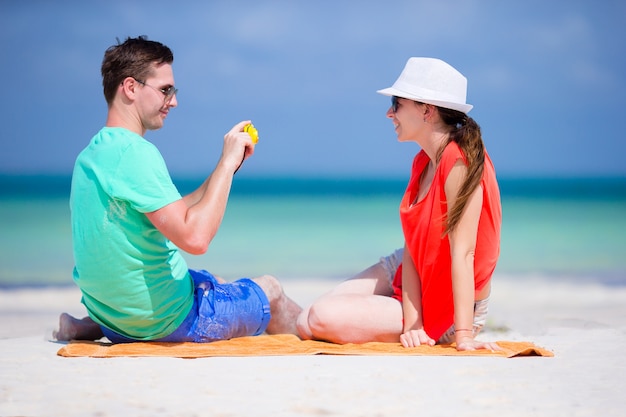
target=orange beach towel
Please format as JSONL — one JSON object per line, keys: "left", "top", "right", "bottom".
{"left": 57, "top": 334, "right": 553, "bottom": 358}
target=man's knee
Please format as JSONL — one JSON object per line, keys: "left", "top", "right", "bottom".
{"left": 252, "top": 274, "right": 282, "bottom": 302}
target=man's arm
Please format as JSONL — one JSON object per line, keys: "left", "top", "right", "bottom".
{"left": 146, "top": 121, "right": 254, "bottom": 254}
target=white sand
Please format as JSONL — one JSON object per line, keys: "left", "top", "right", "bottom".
{"left": 1, "top": 276, "right": 625, "bottom": 417}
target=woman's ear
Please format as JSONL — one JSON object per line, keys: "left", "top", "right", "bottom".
{"left": 423, "top": 104, "right": 435, "bottom": 122}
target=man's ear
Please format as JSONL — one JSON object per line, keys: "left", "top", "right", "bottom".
{"left": 119, "top": 77, "right": 139, "bottom": 101}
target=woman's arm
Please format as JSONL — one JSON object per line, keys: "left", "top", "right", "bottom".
{"left": 399, "top": 244, "right": 435, "bottom": 347}
{"left": 446, "top": 161, "right": 499, "bottom": 351}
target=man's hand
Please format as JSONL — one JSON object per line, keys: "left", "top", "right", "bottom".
{"left": 221, "top": 120, "right": 256, "bottom": 173}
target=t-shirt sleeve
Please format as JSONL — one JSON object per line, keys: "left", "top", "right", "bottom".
{"left": 109, "top": 140, "right": 182, "bottom": 213}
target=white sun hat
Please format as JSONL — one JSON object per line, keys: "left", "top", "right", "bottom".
{"left": 377, "top": 57, "right": 473, "bottom": 114}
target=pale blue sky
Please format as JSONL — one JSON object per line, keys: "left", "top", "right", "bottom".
{"left": 1, "top": 0, "right": 624, "bottom": 178}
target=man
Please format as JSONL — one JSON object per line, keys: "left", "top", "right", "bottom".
{"left": 54, "top": 36, "right": 301, "bottom": 343}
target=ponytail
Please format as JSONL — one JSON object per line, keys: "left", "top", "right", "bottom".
{"left": 436, "top": 108, "right": 485, "bottom": 235}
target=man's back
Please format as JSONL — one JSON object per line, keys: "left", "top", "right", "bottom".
{"left": 71, "top": 126, "right": 192, "bottom": 340}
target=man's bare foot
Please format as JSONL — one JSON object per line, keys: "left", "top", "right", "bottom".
{"left": 53, "top": 313, "right": 104, "bottom": 341}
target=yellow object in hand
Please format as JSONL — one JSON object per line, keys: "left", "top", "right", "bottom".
{"left": 244, "top": 123, "right": 259, "bottom": 144}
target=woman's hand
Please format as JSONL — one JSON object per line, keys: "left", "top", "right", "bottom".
{"left": 400, "top": 329, "right": 435, "bottom": 348}
{"left": 455, "top": 336, "right": 501, "bottom": 352}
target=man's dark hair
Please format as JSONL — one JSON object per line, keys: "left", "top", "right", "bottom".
{"left": 101, "top": 36, "right": 174, "bottom": 105}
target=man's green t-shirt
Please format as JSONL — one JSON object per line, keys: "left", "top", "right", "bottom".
{"left": 71, "top": 127, "right": 193, "bottom": 340}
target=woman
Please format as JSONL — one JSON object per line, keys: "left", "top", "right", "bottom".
{"left": 296, "top": 57, "right": 502, "bottom": 351}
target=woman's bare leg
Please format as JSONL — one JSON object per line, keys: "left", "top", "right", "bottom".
{"left": 297, "top": 262, "right": 403, "bottom": 343}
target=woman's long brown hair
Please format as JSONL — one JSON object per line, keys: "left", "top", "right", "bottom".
{"left": 436, "top": 107, "right": 485, "bottom": 235}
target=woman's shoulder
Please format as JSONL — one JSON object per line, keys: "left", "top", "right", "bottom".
{"left": 438, "top": 141, "right": 465, "bottom": 173}
{"left": 441, "top": 141, "right": 464, "bottom": 159}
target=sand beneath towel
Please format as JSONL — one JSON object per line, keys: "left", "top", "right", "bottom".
{"left": 1, "top": 276, "right": 625, "bottom": 416}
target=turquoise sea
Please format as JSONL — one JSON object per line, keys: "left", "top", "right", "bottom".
{"left": 1, "top": 175, "right": 625, "bottom": 287}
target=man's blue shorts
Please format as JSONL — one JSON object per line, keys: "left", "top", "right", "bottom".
{"left": 101, "top": 269, "right": 271, "bottom": 343}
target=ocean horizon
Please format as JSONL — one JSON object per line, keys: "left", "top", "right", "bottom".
{"left": 1, "top": 174, "right": 625, "bottom": 288}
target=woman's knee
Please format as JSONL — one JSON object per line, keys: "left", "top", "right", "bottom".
{"left": 296, "top": 307, "right": 313, "bottom": 339}
{"left": 304, "top": 298, "right": 342, "bottom": 338}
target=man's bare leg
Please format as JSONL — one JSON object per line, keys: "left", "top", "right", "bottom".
{"left": 53, "top": 313, "right": 104, "bottom": 341}
{"left": 252, "top": 275, "right": 302, "bottom": 336}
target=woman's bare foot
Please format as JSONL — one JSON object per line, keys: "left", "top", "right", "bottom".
{"left": 53, "top": 313, "right": 104, "bottom": 341}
